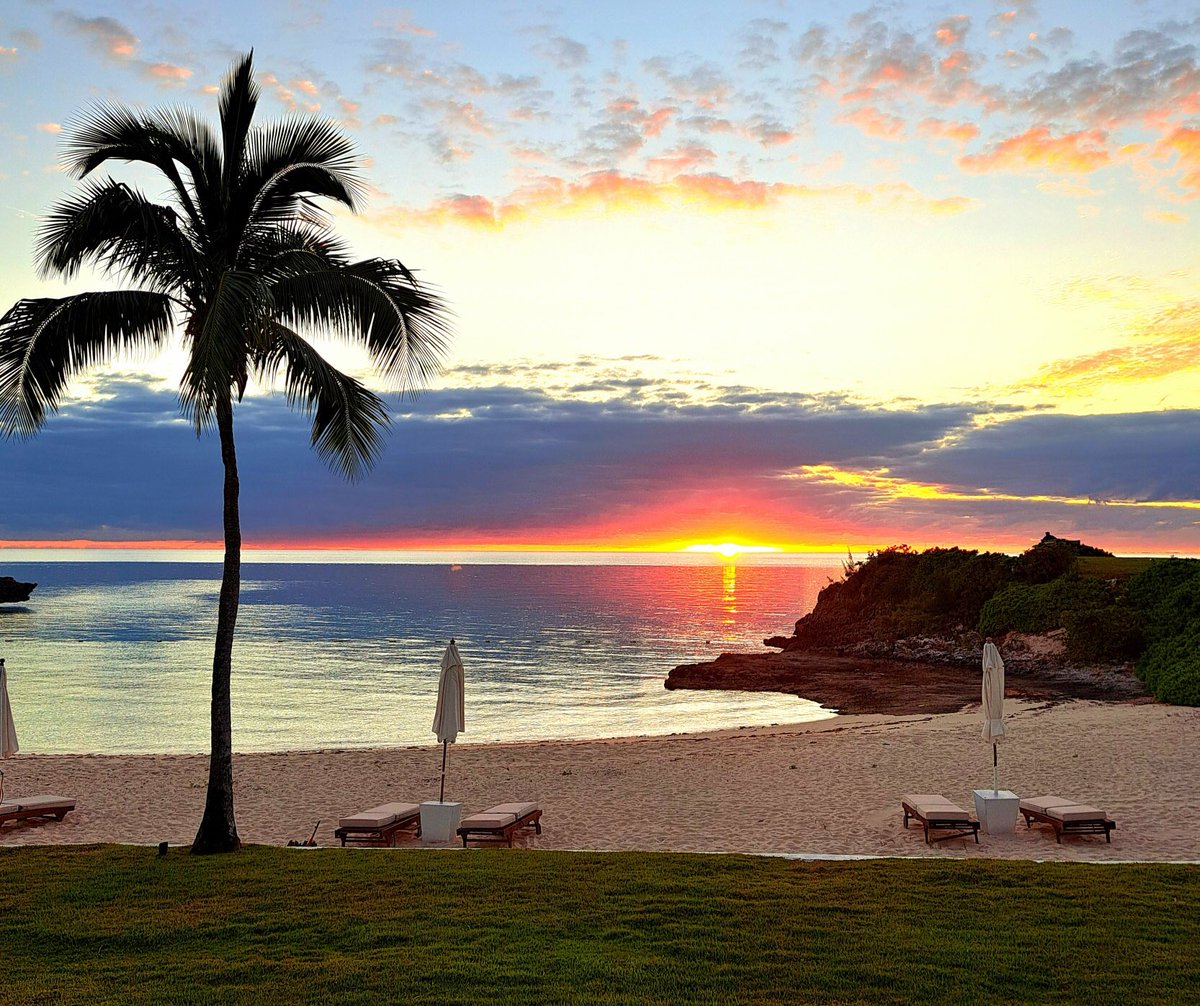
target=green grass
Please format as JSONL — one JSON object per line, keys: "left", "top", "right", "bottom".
{"left": 1076, "top": 556, "right": 1156, "bottom": 580}
{"left": 0, "top": 847, "right": 1197, "bottom": 1005}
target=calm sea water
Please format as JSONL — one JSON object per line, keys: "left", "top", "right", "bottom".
{"left": 0, "top": 554, "right": 843, "bottom": 754}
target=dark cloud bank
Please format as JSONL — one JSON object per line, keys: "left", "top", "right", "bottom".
{"left": 1, "top": 377, "right": 1198, "bottom": 545}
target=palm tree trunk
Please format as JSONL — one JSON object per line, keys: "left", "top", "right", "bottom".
{"left": 191, "top": 395, "right": 243, "bottom": 853}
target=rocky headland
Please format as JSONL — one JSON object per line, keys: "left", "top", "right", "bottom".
{"left": 667, "top": 534, "right": 1159, "bottom": 714}
{"left": 0, "top": 576, "right": 36, "bottom": 604}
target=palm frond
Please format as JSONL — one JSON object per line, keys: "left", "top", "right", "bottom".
{"left": 181, "top": 269, "right": 270, "bottom": 426}
{"left": 35, "top": 178, "right": 200, "bottom": 290}
{"left": 270, "top": 258, "right": 452, "bottom": 391}
{"left": 0, "top": 291, "right": 175, "bottom": 436}
{"left": 240, "top": 117, "right": 364, "bottom": 227}
{"left": 219, "top": 52, "right": 259, "bottom": 196}
{"left": 63, "top": 103, "right": 221, "bottom": 232}
{"left": 255, "top": 324, "right": 390, "bottom": 480}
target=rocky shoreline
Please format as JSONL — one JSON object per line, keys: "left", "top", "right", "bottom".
{"left": 666, "top": 629, "right": 1149, "bottom": 716}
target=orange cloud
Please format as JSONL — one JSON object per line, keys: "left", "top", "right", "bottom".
{"left": 1033, "top": 300, "right": 1200, "bottom": 391}
{"left": 959, "top": 126, "right": 1111, "bottom": 175}
{"left": 837, "top": 105, "right": 905, "bottom": 140}
{"left": 934, "top": 16, "right": 969, "bottom": 47}
{"left": 790, "top": 464, "right": 1200, "bottom": 512}
{"left": 918, "top": 117, "right": 979, "bottom": 145}
{"left": 1145, "top": 207, "right": 1187, "bottom": 224}
{"left": 375, "top": 171, "right": 979, "bottom": 229}
{"left": 144, "top": 62, "right": 192, "bottom": 82}
{"left": 647, "top": 145, "right": 717, "bottom": 178}
{"left": 36, "top": 122, "right": 62, "bottom": 134}
{"left": 1153, "top": 126, "right": 1200, "bottom": 199}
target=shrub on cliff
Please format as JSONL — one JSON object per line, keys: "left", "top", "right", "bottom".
{"left": 977, "top": 574, "right": 1110, "bottom": 637}
{"left": 1126, "top": 558, "right": 1200, "bottom": 705}
{"left": 1062, "top": 606, "right": 1144, "bottom": 663}
{"left": 1136, "top": 629, "right": 1200, "bottom": 705}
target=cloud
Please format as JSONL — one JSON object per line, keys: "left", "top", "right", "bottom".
{"left": 1032, "top": 300, "right": 1200, "bottom": 391}
{"left": 142, "top": 62, "right": 192, "bottom": 85}
{"left": 958, "top": 125, "right": 1111, "bottom": 174}
{"left": 0, "top": 376, "right": 978, "bottom": 546}
{"left": 1151, "top": 126, "right": 1200, "bottom": 199}
{"left": 532, "top": 32, "right": 589, "bottom": 71}
{"left": 369, "top": 170, "right": 978, "bottom": 229}
{"left": 934, "top": 16, "right": 970, "bottom": 47}
{"left": 56, "top": 13, "right": 137, "bottom": 59}
{"left": 837, "top": 105, "right": 905, "bottom": 140}
{"left": 7, "top": 377, "right": 1200, "bottom": 551}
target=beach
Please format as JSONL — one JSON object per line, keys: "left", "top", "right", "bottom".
{"left": 2, "top": 699, "right": 1196, "bottom": 861}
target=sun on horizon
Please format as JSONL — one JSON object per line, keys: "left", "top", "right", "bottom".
{"left": 682, "top": 542, "right": 781, "bottom": 558}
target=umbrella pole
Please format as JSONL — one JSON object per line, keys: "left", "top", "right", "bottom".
{"left": 439, "top": 740, "right": 448, "bottom": 803}
{"left": 992, "top": 743, "right": 998, "bottom": 794}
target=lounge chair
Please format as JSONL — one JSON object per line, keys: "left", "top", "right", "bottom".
{"left": 457, "top": 802, "right": 542, "bottom": 847}
{"left": 334, "top": 802, "right": 421, "bottom": 847}
{"left": 1019, "top": 795, "right": 1116, "bottom": 843}
{"left": 0, "top": 795, "right": 76, "bottom": 828}
{"left": 901, "top": 794, "right": 980, "bottom": 845}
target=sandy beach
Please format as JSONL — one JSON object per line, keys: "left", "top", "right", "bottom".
{"left": 2, "top": 699, "right": 1197, "bottom": 861}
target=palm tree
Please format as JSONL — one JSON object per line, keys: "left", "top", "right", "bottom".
{"left": 0, "top": 53, "right": 451, "bottom": 853}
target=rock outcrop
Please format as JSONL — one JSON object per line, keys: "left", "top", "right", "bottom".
{"left": 0, "top": 576, "right": 36, "bottom": 604}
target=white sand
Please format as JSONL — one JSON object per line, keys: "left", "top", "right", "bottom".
{"left": 2, "top": 700, "right": 1196, "bottom": 860}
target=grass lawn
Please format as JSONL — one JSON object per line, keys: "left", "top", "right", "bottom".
{"left": 0, "top": 846, "right": 1197, "bottom": 1005}
{"left": 1076, "top": 556, "right": 1156, "bottom": 580}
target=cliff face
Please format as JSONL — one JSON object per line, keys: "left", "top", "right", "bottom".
{"left": 0, "top": 576, "right": 36, "bottom": 604}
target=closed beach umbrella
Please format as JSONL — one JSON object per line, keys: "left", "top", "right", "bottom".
{"left": 0, "top": 658, "right": 18, "bottom": 759}
{"left": 981, "top": 639, "right": 1006, "bottom": 793}
{"left": 432, "top": 639, "right": 466, "bottom": 803}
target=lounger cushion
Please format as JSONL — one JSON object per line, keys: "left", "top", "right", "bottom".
{"left": 1047, "top": 803, "right": 1106, "bottom": 823}
{"left": 461, "top": 812, "right": 517, "bottom": 830}
{"left": 486, "top": 802, "right": 538, "bottom": 819}
{"left": 903, "top": 794, "right": 957, "bottom": 808}
{"left": 338, "top": 802, "right": 418, "bottom": 829}
{"left": 920, "top": 804, "right": 971, "bottom": 822}
{"left": 1020, "top": 796, "right": 1076, "bottom": 815}
{"left": 904, "top": 795, "right": 968, "bottom": 820}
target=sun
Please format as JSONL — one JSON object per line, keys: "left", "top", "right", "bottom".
{"left": 682, "top": 542, "right": 779, "bottom": 558}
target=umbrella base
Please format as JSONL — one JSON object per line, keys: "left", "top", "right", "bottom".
{"left": 972, "top": 789, "right": 1019, "bottom": 835}
{"left": 419, "top": 801, "right": 462, "bottom": 844}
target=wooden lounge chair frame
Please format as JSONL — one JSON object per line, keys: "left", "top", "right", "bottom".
{"left": 334, "top": 809, "right": 421, "bottom": 847}
{"left": 458, "top": 807, "right": 542, "bottom": 847}
{"left": 902, "top": 798, "right": 980, "bottom": 845}
{"left": 1020, "top": 806, "right": 1116, "bottom": 844}
{"left": 0, "top": 797, "right": 76, "bottom": 828}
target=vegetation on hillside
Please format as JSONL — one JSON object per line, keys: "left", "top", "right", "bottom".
{"left": 790, "top": 533, "right": 1198, "bottom": 706}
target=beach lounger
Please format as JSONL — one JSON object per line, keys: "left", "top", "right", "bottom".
{"left": 457, "top": 802, "right": 542, "bottom": 847}
{"left": 334, "top": 802, "right": 421, "bottom": 847}
{"left": 1019, "top": 795, "right": 1116, "bottom": 843}
{"left": 901, "top": 794, "right": 980, "bottom": 845}
{"left": 0, "top": 795, "right": 76, "bottom": 828}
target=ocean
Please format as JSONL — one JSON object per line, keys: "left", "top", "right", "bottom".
{"left": 0, "top": 553, "right": 843, "bottom": 754}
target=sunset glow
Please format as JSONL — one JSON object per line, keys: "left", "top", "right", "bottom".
{"left": 3, "top": 2, "right": 1200, "bottom": 556}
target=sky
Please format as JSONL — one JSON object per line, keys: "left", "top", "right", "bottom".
{"left": 1, "top": 0, "right": 1199, "bottom": 555}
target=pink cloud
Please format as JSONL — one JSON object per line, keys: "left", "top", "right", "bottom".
{"left": 837, "top": 105, "right": 906, "bottom": 140}
{"left": 958, "top": 126, "right": 1111, "bottom": 174}
{"left": 918, "top": 117, "right": 979, "bottom": 145}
